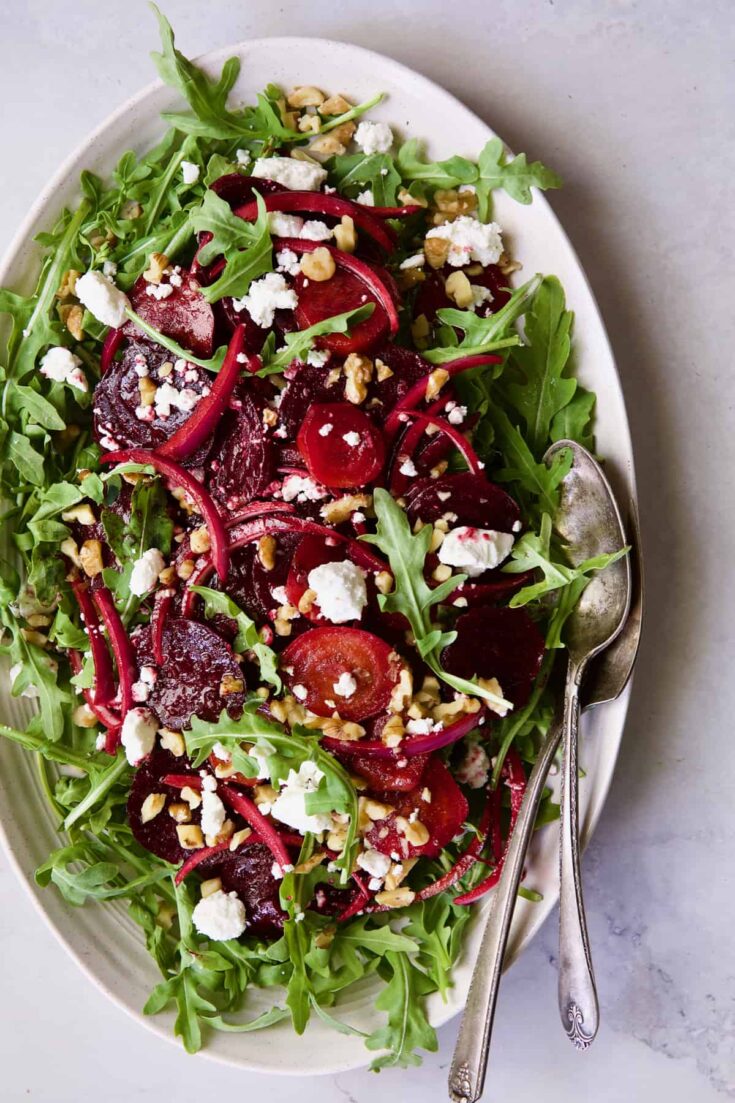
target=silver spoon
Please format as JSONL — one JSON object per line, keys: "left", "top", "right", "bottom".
{"left": 448, "top": 441, "right": 633, "bottom": 1103}
{"left": 549, "top": 440, "right": 631, "bottom": 1051}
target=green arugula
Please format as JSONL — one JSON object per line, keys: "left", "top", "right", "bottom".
{"left": 101, "top": 476, "right": 173, "bottom": 619}
{"left": 423, "top": 274, "right": 541, "bottom": 364}
{"left": 491, "top": 408, "right": 573, "bottom": 519}
{"left": 328, "top": 152, "right": 401, "bottom": 206}
{"left": 190, "top": 190, "right": 273, "bottom": 303}
{"left": 365, "top": 952, "right": 439, "bottom": 1069}
{"left": 364, "top": 489, "right": 511, "bottom": 714}
{"left": 189, "top": 585, "right": 281, "bottom": 691}
{"left": 124, "top": 307, "right": 228, "bottom": 371}
{"left": 258, "top": 303, "right": 375, "bottom": 375}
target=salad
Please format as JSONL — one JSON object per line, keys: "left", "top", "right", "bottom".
{"left": 0, "top": 9, "right": 625, "bottom": 1068}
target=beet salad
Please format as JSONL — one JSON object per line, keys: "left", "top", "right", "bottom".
{"left": 0, "top": 10, "right": 624, "bottom": 1068}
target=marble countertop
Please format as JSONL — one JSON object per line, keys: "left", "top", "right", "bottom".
{"left": 0, "top": 1, "right": 732, "bottom": 1099}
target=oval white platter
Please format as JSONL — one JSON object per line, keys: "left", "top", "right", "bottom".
{"left": 0, "top": 36, "right": 637, "bottom": 1076}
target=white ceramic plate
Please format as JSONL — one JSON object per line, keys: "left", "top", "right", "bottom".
{"left": 0, "top": 37, "right": 637, "bottom": 1075}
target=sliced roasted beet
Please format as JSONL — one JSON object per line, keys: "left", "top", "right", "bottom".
{"left": 285, "top": 534, "right": 344, "bottom": 622}
{"left": 406, "top": 472, "right": 521, "bottom": 533}
{"left": 293, "top": 267, "right": 390, "bottom": 354}
{"left": 369, "top": 344, "right": 434, "bottom": 411}
{"left": 92, "top": 339, "right": 214, "bottom": 456}
{"left": 210, "top": 173, "right": 286, "bottom": 206}
{"left": 148, "top": 617, "right": 245, "bottom": 730}
{"left": 414, "top": 264, "right": 511, "bottom": 326}
{"left": 277, "top": 363, "right": 342, "bottom": 437}
{"left": 218, "top": 841, "right": 287, "bottom": 937}
{"left": 208, "top": 394, "right": 275, "bottom": 508}
{"left": 310, "top": 879, "right": 363, "bottom": 917}
{"left": 332, "top": 743, "right": 430, "bottom": 792}
{"left": 365, "top": 756, "right": 469, "bottom": 859}
{"left": 209, "top": 531, "right": 302, "bottom": 625}
{"left": 123, "top": 269, "right": 215, "bottom": 359}
{"left": 297, "top": 403, "right": 385, "bottom": 489}
{"left": 128, "top": 748, "right": 213, "bottom": 865}
{"left": 281, "top": 627, "right": 402, "bottom": 721}
{"left": 441, "top": 606, "right": 545, "bottom": 707}
{"left": 441, "top": 572, "right": 535, "bottom": 607}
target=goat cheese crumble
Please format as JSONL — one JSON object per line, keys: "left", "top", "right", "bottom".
{"left": 180, "top": 160, "right": 200, "bottom": 185}
{"left": 232, "top": 272, "right": 298, "bottom": 328}
{"left": 75, "top": 270, "right": 130, "bottom": 328}
{"left": 129, "top": 548, "right": 165, "bottom": 596}
{"left": 251, "top": 156, "right": 327, "bottom": 191}
{"left": 425, "top": 216, "right": 504, "bottom": 267}
{"left": 354, "top": 120, "right": 394, "bottom": 155}
{"left": 40, "top": 346, "right": 88, "bottom": 392}
{"left": 270, "top": 761, "right": 332, "bottom": 835}
{"left": 192, "top": 889, "right": 247, "bottom": 941}
{"left": 333, "top": 671, "right": 357, "bottom": 698}
{"left": 307, "top": 561, "right": 368, "bottom": 623}
{"left": 120, "top": 708, "right": 158, "bottom": 765}
{"left": 438, "top": 526, "right": 515, "bottom": 577}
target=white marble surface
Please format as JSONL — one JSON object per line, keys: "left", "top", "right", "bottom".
{"left": 0, "top": 1, "right": 733, "bottom": 1099}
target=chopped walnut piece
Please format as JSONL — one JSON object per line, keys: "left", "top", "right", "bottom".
{"left": 423, "top": 236, "right": 450, "bottom": 269}
{"left": 425, "top": 367, "right": 450, "bottom": 400}
{"left": 445, "top": 270, "right": 475, "bottom": 308}
{"left": 79, "top": 539, "right": 103, "bottom": 578}
{"left": 300, "top": 247, "right": 336, "bottom": 281}
{"left": 333, "top": 215, "right": 357, "bottom": 253}
{"left": 55, "top": 268, "right": 80, "bottom": 299}
{"left": 143, "top": 252, "right": 169, "bottom": 284}
{"left": 176, "top": 824, "right": 204, "bottom": 850}
{"left": 320, "top": 94, "right": 353, "bottom": 115}
{"left": 59, "top": 303, "right": 85, "bottom": 341}
{"left": 374, "top": 886, "right": 416, "bottom": 908}
{"left": 219, "top": 674, "right": 244, "bottom": 697}
{"left": 343, "top": 353, "right": 373, "bottom": 404}
{"left": 320, "top": 492, "right": 372, "bottom": 525}
{"left": 287, "top": 85, "right": 325, "bottom": 108}
{"left": 257, "top": 534, "right": 277, "bottom": 570}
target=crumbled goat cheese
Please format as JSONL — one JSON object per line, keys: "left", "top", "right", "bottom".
{"left": 292, "top": 684, "right": 308, "bottom": 701}
{"left": 212, "top": 741, "right": 232, "bottom": 763}
{"left": 102, "top": 259, "right": 117, "bottom": 278}
{"left": 306, "top": 348, "right": 331, "bottom": 368}
{"left": 307, "top": 561, "right": 368, "bottom": 623}
{"left": 333, "top": 671, "right": 357, "bottom": 698}
{"left": 181, "top": 160, "right": 200, "bottom": 185}
{"left": 145, "top": 281, "right": 174, "bottom": 301}
{"left": 456, "top": 743, "right": 491, "bottom": 789}
{"left": 405, "top": 717, "right": 444, "bottom": 736}
{"left": 270, "top": 761, "right": 332, "bottom": 834}
{"left": 300, "top": 219, "right": 333, "bottom": 241}
{"left": 251, "top": 156, "right": 327, "bottom": 191}
{"left": 40, "top": 346, "right": 88, "bottom": 392}
{"left": 425, "top": 215, "right": 504, "bottom": 267}
{"left": 357, "top": 849, "right": 391, "bottom": 880}
{"left": 192, "top": 889, "right": 247, "bottom": 940}
{"left": 120, "top": 708, "right": 157, "bottom": 765}
{"left": 153, "top": 382, "right": 201, "bottom": 419}
{"left": 471, "top": 284, "right": 493, "bottom": 309}
{"left": 281, "top": 474, "right": 326, "bottom": 503}
{"left": 354, "top": 120, "right": 394, "bottom": 155}
{"left": 232, "top": 272, "right": 298, "bottom": 328}
{"left": 200, "top": 779, "right": 227, "bottom": 839}
{"left": 269, "top": 212, "right": 305, "bottom": 237}
{"left": 75, "top": 270, "right": 130, "bottom": 327}
{"left": 355, "top": 189, "right": 375, "bottom": 206}
{"left": 399, "top": 253, "right": 425, "bottom": 270}
{"left": 399, "top": 458, "right": 418, "bottom": 477}
{"left": 438, "top": 526, "right": 515, "bottom": 577}
{"left": 447, "top": 404, "right": 468, "bottom": 425}
{"left": 276, "top": 248, "right": 301, "bottom": 276}
{"left": 342, "top": 431, "right": 360, "bottom": 447}
{"left": 129, "top": 548, "right": 165, "bottom": 596}
{"left": 318, "top": 423, "right": 334, "bottom": 437}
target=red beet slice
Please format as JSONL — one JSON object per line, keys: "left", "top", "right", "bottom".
{"left": 92, "top": 339, "right": 215, "bottom": 456}
{"left": 332, "top": 744, "right": 430, "bottom": 792}
{"left": 123, "top": 269, "right": 215, "bottom": 359}
{"left": 406, "top": 472, "right": 521, "bottom": 533}
{"left": 369, "top": 344, "right": 434, "bottom": 411}
{"left": 277, "top": 363, "right": 342, "bottom": 436}
{"left": 297, "top": 403, "right": 385, "bottom": 489}
{"left": 208, "top": 393, "right": 275, "bottom": 509}
{"left": 147, "top": 617, "right": 245, "bottom": 730}
{"left": 365, "top": 756, "right": 469, "bottom": 859}
{"left": 441, "top": 606, "right": 545, "bottom": 707}
{"left": 293, "top": 266, "right": 391, "bottom": 355}
{"left": 281, "top": 627, "right": 402, "bottom": 721}
{"left": 128, "top": 748, "right": 213, "bottom": 865}
{"left": 210, "top": 173, "right": 285, "bottom": 206}
{"left": 414, "top": 264, "right": 511, "bottom": 326}
{"left": 285, "top": 534, "right": 344, "bottom": 622}
{"left": 218, "top": 842, "right": 287, "bottom": 937}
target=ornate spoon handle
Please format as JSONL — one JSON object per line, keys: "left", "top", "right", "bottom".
{"left": 448, "top": 721, "right": 563, "bottom": 1103}
{"left": 557, "top": 659, "right": 599, "bottom": 1048}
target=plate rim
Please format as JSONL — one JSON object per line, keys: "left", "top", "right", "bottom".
{"left": 0, "top": 33, "right": 638, "bottom": 1075}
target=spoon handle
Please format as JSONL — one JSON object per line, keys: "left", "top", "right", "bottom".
{"left": 448, "top": 720, "right": 563, "bottom": 1103}
{"left": 558, "top": 660, "right": 599, "bottom": 1049}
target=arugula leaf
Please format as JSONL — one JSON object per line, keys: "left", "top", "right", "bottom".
{"left": 258, "top": 304, "right": 375, "bottom": 375}
{"left": 503, "top": 276, "right": 575, "bottom": 457}
{"left": 396, "top": 139, "right": 477, "bottom": 190}
{"left": 328, "top": 152, "right": 401, "bottom": 206}
{"left": 363, "top": 490, "right": 511, "bottom": 714}
{"left": 191, "top": 191, "right": 273, "bottom": 303}
{"left": 189, "top": 585, "right": 281, "bottom": 691}
{"left": 101, "top": 476, "right": 173, "bottom": 619}
{"left": 124, "top": 307, "right": 227, "bottom": 372}
{"left": 491, "top": 408, "right": 573, "bottom": 518}
{"left": 1, "top": 622, "right": 70, "bottom": 741}
{"left": 151, "top": 7, "right": 298, "bottom": 143}
{"left": 423, "top": 274, "right": 541, "bottom": 364}
{"left": 475, "top": 137, "right": 562, "bottom": 220}
{"left": 550, "top": 386, "right": 596, "bottom": 451}
{"left": 366, "top": 952, "right": 438, "bottom": 1069}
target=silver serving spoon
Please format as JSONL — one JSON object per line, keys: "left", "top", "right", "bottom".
{"left": 549, "top": 440, "right": 631, "bottom": 1051}
{"left": 448, "top": 441, "right": 634, "bottom": 1103}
